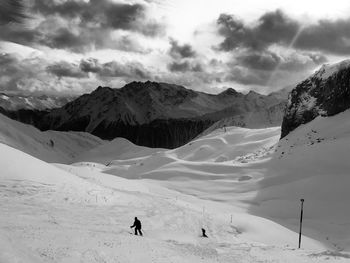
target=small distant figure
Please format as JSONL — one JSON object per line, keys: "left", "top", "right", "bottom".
{"left": 130, "top": 217, "right": 143, "bottom": 236}
{"left": 201, "top": 228, "right": 208, "bottom": 238}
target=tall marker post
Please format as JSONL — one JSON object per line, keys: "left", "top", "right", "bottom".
{"left": 298, "top": 198, "right": 305, "bottom": 249}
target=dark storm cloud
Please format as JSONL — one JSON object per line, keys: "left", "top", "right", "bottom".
{"left": 0, "top": 53, "right": 152, "bottom": 94}
{"left": 217, "top": 10, "right": 350, "bottom": 55}
{"left": 236, "top": 51, "right": 280, "bottom": 71}
{"left": 217, "top": 10, "right": 299, "bottom": 52}
{"left": 0, "top": 53, "right": 42, "bottom": 92}
{"left": 167, "top": 61, "right": 203, "bottom": 72}
{"left": 80, "top": 58, "right": 101, "bottom": 73}
{"left": 40, "top": 28, "right": 86, "bottom": 50}
{"left": 99, "top": 61, "right": 150, "bottom": 79}
{"left": 235, "top": 50, "right": 328, "bottom": 72}
{"left": 0, "top": 0, "right": 27, "bottom": 25}
{"left": 0, "top": 25, "right": 39, "bottom": 44}
{"left": 31, "top": 0, "right": 164, "bottom": 37}
{"left": 169, "top": 39, "right": 196, "bottom": 59}
{"left": 294, "top": 19, "right": 350, "bottom": 55}
{"left": 79, "top": 58, "right": 151, "bottom": 79}
{"left": 47, "top": 61, "right": 87, "bottom": 78}
{"left": 224, "top": 50, "right": 328, "bottom": 86}
{"left": 223, "top": 66, "right": 270, "bottom": 86}
{"left": 0, "top": 0, "right": 165, "bottom": 53}
{"left": 215, "top": 10, "right": 338, "bottom": 87}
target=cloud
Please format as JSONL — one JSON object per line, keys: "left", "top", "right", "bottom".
{"left": 31, "top": 0, "right": 165, "bottom": 37}
{"left": 79, "top": 58, "right": 151, "bottom": 79}
{"left": 214, "top": 10, "right": 337, "bottom": 88}
{"left": 41, "top": 27, "right": 86, "bottom": 51}
{"left": 80, "top": 58, "right": 101, "bottom": 73}
{"left": 0, "top": 53, "right": 153, "bottom": 95}
{"left": 217, "top": 10, "right": 350, "bottom": 55}
{"left": 0, "top": 53, "right": 47, "bottom": 93}
{"left": 167, "top": 61, "right": 203, "bottom": 72}
{"left": 294, "top": 19, "right": 350, "bottom": 55}
{"left": 0, "top": 0, "right": 165, "bottom": 53}
{"left": 223, "top": 49, "right": 327, "bottom": 87}
{"left": 0, "top": 0, "right": 27, "bottom": 25}
{"left": 234, "top": 50, "right": 327, "bottom": 72}
{"left": 47, "top": 61, "right": 87, "bottom": 78}
{"left": 217, "top": 10, "right": 299, "bottom": 52}
{"left": 169, "top": 38, "right": 196, "bottom": 59}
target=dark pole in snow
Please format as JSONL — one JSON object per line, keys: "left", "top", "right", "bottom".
{"left": 298, "top": 198, "right": 304, "bottom": 249}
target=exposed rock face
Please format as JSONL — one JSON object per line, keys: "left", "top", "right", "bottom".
{"left": 281, "top": 60, "right": 350, "bottom": 138}
{"left": 1, "top": 81, "right": 286, "bottom": 148}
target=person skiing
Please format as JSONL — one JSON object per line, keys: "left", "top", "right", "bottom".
{"left": 130, "top": 217, "right": 143, "bottom": 236}
{"left": 201, "top": 228, "right": 208, "bottom": 238}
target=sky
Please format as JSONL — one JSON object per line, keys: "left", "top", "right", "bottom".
{"left": 1, "top": 0, "right": 350, "bottom": 96}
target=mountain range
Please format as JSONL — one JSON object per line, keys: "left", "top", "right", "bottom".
{"left": 0, "top": 81, "right": 287, "bottom": 148}
{"left": 0, "top": 92, "right": 74, "bottom": 111}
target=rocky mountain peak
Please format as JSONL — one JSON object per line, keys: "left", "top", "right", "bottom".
{"left": 311, "top": 60, "right": 350, "bottom": 81}
{"left": 281, "top": 59, "right": 350, "bottom": 138}
{"left": 219, "top": 88, "right": 240, "bottom": 96}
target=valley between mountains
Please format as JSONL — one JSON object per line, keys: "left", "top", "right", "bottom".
{"left": 1, "top": 61, "right": 350, "bottom": 262}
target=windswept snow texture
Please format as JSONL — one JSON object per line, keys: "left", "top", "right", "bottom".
{"left": 1, "top": 110, "right": 350, "bottom": 262}
{"left": 94, "top": 111, "right": 350, "bottom": 252}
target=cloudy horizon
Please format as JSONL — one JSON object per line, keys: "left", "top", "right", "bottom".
{"left": 1, "top": 0, "right": 350, "bottom": 96}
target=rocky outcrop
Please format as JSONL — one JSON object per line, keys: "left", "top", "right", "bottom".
{"left": 281, "top": 60, "right": 350, "bottom": 138}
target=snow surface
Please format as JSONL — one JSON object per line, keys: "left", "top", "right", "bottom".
{"left": 0, "top": 113, "right": 103, "bottom": 163}
{"left": 1, "top": 110, "right": 350, "bottom": 262}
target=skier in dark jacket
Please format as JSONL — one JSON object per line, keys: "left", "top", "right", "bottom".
{"left": 201, "top": 228, "right": 208, "bottom": 238}
{"left": 130, "top": 217, "right": 143, "bottom": 236}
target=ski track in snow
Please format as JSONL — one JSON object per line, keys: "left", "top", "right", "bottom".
{"left": 1, "top": 176, "right": 345, "bottom": 263}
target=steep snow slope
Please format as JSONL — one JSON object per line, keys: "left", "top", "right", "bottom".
{"left": 252, "top": 110, "right": 350, "bottom": 250}
{"left": 0, "top": 113, "right": 103, "bottom": 163}
{"left": 2, "top": 143, "right": 345, "bottom": 263}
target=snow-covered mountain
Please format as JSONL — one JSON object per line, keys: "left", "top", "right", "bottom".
{"left": 0, "top": 113, "right": 103, "bottom": 163}
{"left": 9, "top": 81, "right": 285, "bottom": 148}
{"left": 281, "top": 60, "right": 350, "bottom": 138}
{"left": 42, "top": 82, "right": 283, "bottom": 127}
{"left": 0, "top": 93, "right": 74, "bottom": 111}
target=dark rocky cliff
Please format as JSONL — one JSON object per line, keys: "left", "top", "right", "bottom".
{"left": 281, "top": 60, "right": 350, "bottom": 138}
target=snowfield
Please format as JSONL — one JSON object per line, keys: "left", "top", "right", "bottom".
{"left": 1, "top": 111, "right": 350, "bottom": 262}
{"left": 0, "top": 113, "right": 103, "bottom": 163}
